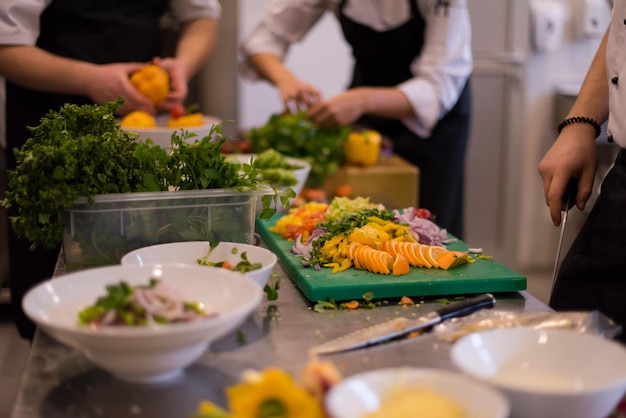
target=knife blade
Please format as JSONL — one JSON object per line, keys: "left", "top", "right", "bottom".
{"left": 309, "top": 293, "right": 496, "bottom": 355}
{"left": 550, "top": 180, "right": 578, "bottom": 294}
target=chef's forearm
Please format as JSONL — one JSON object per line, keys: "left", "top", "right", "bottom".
{"left": 356, "top": 87, "right": 414, "bottom": 120}
{"left": 175, "top": 18, "right": 218, "bottom": 80}
{"left": 566, "top": 27, "right": 610, "bottom": 125}
{"left": 247, "top": 52, "right": 299, "bottom": 88}
{"left": 0, "top": 45, "right": 94, "bottom": 95}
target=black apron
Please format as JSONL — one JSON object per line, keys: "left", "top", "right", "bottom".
{"left": 4, "top": 0, "right": 168, "bottom": 340}
{"left": 550, "top": 149, "right": 626, "bottom": 343}
{"left": 338, "top": 0, "right": 471, "bottom": 239}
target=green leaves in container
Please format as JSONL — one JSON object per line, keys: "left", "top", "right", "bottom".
{"left": 1, "top": 98, "right": 141, "bottom": 249}
{"left": 247, "top": 112, "right": 350, "bottom": 187}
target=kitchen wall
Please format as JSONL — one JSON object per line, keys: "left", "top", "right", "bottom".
{"left": 513, "top": 0, "right": 610, "bottom": 270}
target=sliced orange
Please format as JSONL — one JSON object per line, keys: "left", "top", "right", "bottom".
{"left": 438, "top": 251, "right": 470, "bottom": 270}
{"left": 392, "top": 255, "right": 411, "bottom": 276}
{"left": 348, "top": 241, "right": 362, "bottom": 260}
{"left": 425, "top": 245, "right": 447, "bottom": 269}
{"left": 384, "top": 240, "right": 399, "bottom": 258}
{"left": 377, "top": 251, "right": 391, "bottom": 275}
{"left": 410, "top": 243, "right": 427, "bottom": 268}
{"left": 396, "top": 241, "right": 421, "bottom": 267}
{"left": 417, "top": 245, "right": 433, "bottom": 268}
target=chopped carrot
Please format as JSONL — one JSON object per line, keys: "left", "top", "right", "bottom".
{"left": 222, "top": 260, "right": 233, "bottom": 270}
{"left": 343, "top": 300, "right": 360, "bottom": 310}
{"left": 399, "top": 296, "right": 414, "bottom": 305}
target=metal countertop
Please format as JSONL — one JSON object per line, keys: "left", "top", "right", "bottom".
{"left": 10, "top": 254, "right": 548, "bottom": 418}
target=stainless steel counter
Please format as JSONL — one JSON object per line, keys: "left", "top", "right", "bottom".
{"left": 10, "top": 258, "right": 548, "bottom": 418}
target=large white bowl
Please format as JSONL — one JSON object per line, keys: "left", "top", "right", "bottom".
{"left": 230, "top": 153, "right": 311, "bottom": 207}
{"left": 120, "top": 241, "right": 278, "bottom": 288}
{"left": 325, "top": 367, "right": 510, "bottom": 418}
{"left": 124, "top": 114, "right": 222, "bottom": 148}
{"left": 450, "top": 327, "right": 626, "bottom": 418}
{"left": 23, "top": 264, "right": 262, "bottom": 384}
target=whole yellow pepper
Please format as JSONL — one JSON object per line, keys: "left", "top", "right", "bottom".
{"left": 167, "top": 112, "right": 204, "bottom": 128}
{"left": 119, "top": 111, "right": 157, "bottom": 128}
{"left": 343, "top": 129, "right": 382, "bottom": 167}
{"left": 130, "top": 64, "right": 170, "bottom": 105}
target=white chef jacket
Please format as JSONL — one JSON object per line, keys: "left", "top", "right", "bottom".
{"left": 0, "top": 0, "right": 222, "bottom": 45}
{"left": 607, "top": 0, "right": 626, "bottom": 148}
{"left": 239, "top": 0, "right": 472, "bottom": 138}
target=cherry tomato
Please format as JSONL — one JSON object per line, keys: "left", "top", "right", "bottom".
{"left": 414, "top": 208, "right": 432, "bottom": 219}
{"left": 169, "top": 104, "right": 186, "bottom": 119}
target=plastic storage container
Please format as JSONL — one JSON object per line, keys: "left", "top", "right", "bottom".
{"left": 61, "top": 188, "right": 270, "bottom": 272}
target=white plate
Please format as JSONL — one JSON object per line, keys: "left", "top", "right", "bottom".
{"left": 23, "top": 264, "right": 262, "bottom": 383}
{"left": 124, "top": 114, "right": 222, "bottom": 148}
{"left": 450, "top": 327, "right": 626, "bottom": 418}
{"left": 325, "top": 367, "right": 509, "bottom": 418}
{"left": 121, "top": 241, "right": 277, "bottom": 288}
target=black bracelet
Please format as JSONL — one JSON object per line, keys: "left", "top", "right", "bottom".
{"left": 557, "top": 116, "right": 602, "bottom": 139}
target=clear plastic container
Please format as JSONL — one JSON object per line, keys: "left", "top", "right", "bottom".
{"left": 61, "top": 188, "right": 271, "bottom": 272}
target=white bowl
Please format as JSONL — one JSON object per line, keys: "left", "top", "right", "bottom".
{"left": 120, "top": 241, "right": 277, "bottom": 288}
{"left": 450, "top": 328, "right": 626, "bottom": 418}
{"left": 325, "top": 367, "right": 510, "bottom": 418}
{"left": 230, "top": 153, "right": 311, "bottom": 205}
{"left": 23, "top": 264, "right": 262, "bottom": 384}
{"left": 124, "top": 114, "right": 222, "bottom": 148}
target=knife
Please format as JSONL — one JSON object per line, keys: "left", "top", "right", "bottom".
{"left": 309, "top": 293, "right": 496, "bottom": 355}
{"left": 550, "top": 179, "right": 578, "bottom": 294}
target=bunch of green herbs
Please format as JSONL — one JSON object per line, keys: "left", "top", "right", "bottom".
{"left": 1, "top": 99, "right": 293, "bottom": 257}
{"left": 247, "top": 111, "right": 350, "bottom": 187}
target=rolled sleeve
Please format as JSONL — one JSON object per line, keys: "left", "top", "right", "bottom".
{"left": 1, "top": 0, "right": 50, "bottom": 45}
{"left": 239, "top": 0, "right": 330, "bottom": 80}
{"left": 169, "top": 0, "right": 222, "bottom": 23}
{"left": 401, "top": 0, "right": 472, "bottom": 137}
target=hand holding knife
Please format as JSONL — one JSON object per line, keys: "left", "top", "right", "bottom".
{"left": 551, "top": 179, "right": 578, "bottom": 294}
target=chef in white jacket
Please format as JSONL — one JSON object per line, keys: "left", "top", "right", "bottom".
{"left": 240, "top": 0, "right": 473, "bottom": 239}
{"left": 539, "top": 1, "right": 626, "bottom": 343}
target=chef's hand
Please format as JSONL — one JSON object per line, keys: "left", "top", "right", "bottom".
{"left": 538, "top": 128, "right": 597, "bottom": 226}
{"left": 153, "top": 57, "right": 188, "bottom": 112}
{"left": 276, "top": 76, "right": 321, "bottom": 114}
{"left": 307, "top": 89, "right": 365, "bottom": 128}
{"left": 86, "top": 62, "right": 156, "bottom": 115}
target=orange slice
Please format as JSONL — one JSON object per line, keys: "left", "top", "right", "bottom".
{"left": 394, "top": 242, "right": 416, "bottom": 267}
{"left": 384, "top": 240, "right": 399, "bottom": 258}
{"left": 417, "top": 245, "right": 433, "bottom": 268}
{"left": 425, "top": 246, "right": 447, "bottom": 269}
{"left": 377, "top": 251, "right": 391, "bottom": 275}
{"left": 392, "top": 255, "right": 411, "bottom": 276}
{"left": 410, "top": 243, "right": 427, "bottom": 268}
{"left": 438, "top": 251, "right": 470, "bottom": 270}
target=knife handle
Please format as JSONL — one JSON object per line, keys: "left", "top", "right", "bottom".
{"left": 435, "top": 293, "right": 496, "bottom": 322}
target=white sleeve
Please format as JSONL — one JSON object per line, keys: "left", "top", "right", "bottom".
{"left": 169, "top": 0, "right": 222, "bottom": 23}
{"left": 238, "top": 0, "right": 331, "bottom": 80}
{"left": 400, "top": 0, "right": 473, "bottom": 137}
{"left": 0, "top": 0, "right": 51, "bottom": 45}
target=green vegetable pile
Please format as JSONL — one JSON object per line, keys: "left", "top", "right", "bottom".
{"left": 247, "top": 112, "right": 350, "bottom": 187}
{"left": 1, "top": 98, "right": 294, "bottom": 268}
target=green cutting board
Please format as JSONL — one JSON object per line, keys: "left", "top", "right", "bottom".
{"left": 256, "top": 215, "right": 527, "bottom": 302}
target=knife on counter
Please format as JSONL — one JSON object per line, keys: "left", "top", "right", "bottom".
{"left": 309, "top": 293, "right": 496, "bottom": 355}
{"left": 550, "top": 179, "right": 578, "bottom": 295}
